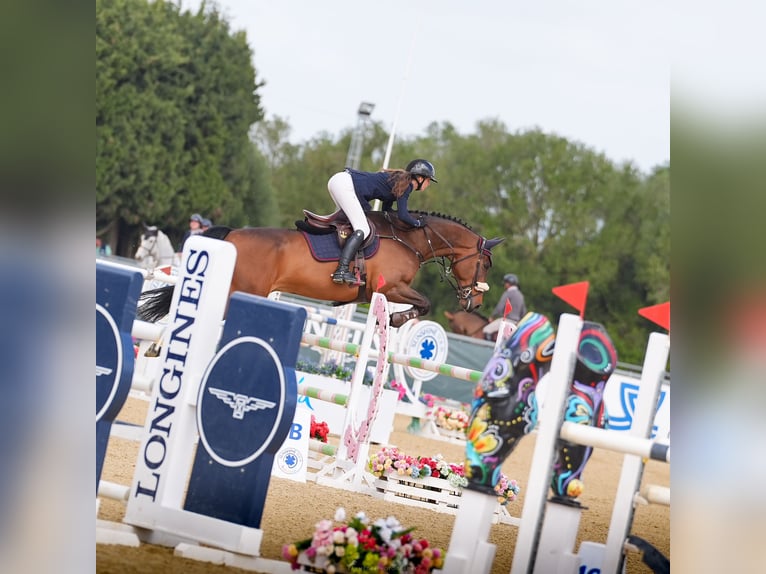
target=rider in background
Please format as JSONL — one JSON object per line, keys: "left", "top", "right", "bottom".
{"left": 482, "top": 273, "right": 527, "bottom": 340}
{"left": 326, "top": 159, "right": 438, "bottom": 285}
{"left": 180, "top": 213, "right": 204, "bottom": 252}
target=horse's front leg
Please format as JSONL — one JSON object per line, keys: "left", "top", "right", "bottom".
{"left": 381, "top": 285, "right": 431, "bottom": 328}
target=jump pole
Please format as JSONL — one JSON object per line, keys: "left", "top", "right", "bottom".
{"left": 601, "top": 331, "right": 670, "bottom": 573}
{"left": 301, "top": 334, "right": 483, "bottom": 383}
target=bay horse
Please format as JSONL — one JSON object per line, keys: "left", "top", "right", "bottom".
{"left": 444, "top": 309, "right": 490, "bottom": 339}
{"left": 138, "top": 211, "right": 504, "bottom": 328}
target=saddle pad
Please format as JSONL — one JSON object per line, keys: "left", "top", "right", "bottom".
{"left": 300, "top": 231, "right": 380, "bottom": 262}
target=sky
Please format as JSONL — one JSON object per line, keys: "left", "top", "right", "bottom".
{"left": 183, "top": 0, "right": 671, "bottom": 173}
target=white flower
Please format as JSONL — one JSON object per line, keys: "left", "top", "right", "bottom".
{"left": 334, "top": 507, "right": 346, "bottom": 522}
{"left": 374, "top": 518, "right": 392, "bottom": 544}
{"left": 385, "top": 516, "right": 402, "bottom": 531}
{"left": 333, "top": 530, "right": 345, "bottom": 544}
{"left": 355, "top": 510, "right": 368, "bottom": 524}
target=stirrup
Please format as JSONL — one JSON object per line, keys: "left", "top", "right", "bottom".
{"left": 331, "top": 269, "right": 364, "bottom": 286}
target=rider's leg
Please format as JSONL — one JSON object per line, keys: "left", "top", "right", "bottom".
{"left": 332, "top": 229, "right": 366, "bottom": 284}
{"left": 327, "top": 171, "right": 371, "bottom": 285}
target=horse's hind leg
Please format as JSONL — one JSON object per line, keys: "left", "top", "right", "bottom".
{"left": 382, "top": 285, "right": 431, "bottom": 328}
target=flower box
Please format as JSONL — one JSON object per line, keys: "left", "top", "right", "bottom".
{"left": 373, "top": 474, "right": 519, "bottom": 526}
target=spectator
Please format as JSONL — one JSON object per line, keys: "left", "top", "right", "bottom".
{"left": 96, "top": 236, "right": 112, "bottom": 257}
{"left": 482, "top": 273, "right": 527, "bottom": 339}
{"left": 180, "top": 213, "right": 204, "bottom": 252}
{"left": 201, "top": 218, "right": 212, "bottom": 232}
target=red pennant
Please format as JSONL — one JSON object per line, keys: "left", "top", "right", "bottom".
{"left": 376, "top": 274, "right": 386, "bottom": 291}
{"left": 638, "top": 301, "right": 670, "bottom": 331}
{"left": 552, "top": 281, "right": 589, "bottom": 318}
{"left": 158, "top": 265, "right": 172, "bottom": 275}
{"left": 503, "top": 300, "right": 513, "bottom": 318}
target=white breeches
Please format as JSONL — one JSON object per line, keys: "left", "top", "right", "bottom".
{"left": 327, "top": 171, "right": 371, "bottom": 238}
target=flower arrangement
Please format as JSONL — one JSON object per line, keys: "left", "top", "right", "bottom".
{"left": 368, "top": 446, "right": 520, "bottom": 506}
{"left": 282, "top": 507, "right": 445, "bottom": 573}
{"left": 426, "top": 405, "right": 470, "bottom": 433}
{"left": 310, "top": 415, "right": 330, "bottom": 443}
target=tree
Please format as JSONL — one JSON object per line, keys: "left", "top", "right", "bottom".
{"left": 96, "top": 0, "right": 265, "bottom": 253}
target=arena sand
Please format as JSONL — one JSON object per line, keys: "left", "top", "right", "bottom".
{"left": 97, "top": 397, "right": 669, "bottom": 574}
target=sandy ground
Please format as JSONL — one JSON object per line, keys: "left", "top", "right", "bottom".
{"left": 96, "top": 397, "right": 669, "bottom": 573}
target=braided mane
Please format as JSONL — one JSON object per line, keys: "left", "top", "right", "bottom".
{"left": 410, "top": 210, "right": 473, "bottom": 230}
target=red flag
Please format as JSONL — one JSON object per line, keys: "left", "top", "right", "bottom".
{"left": 503, "top": 300, "right": 512, "bottom": 318}
{"left": 638, "top": 301, "right": 670, "bottom": 332}
{"left": 158, "top": 265, "right": 172, "bottom": 275}
{"left": 376, "top": 274, "right": 386, "bottom": 291}
{"left": 552, "top": 281, "right": 589, "bottom": 318}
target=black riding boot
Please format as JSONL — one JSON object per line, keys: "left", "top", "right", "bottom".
{"left": 331, "top": 229, "right": 366, "bottom": 285}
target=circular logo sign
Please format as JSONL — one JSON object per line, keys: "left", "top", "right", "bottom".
{"left": 401, "top": 320, "right": 449, "bottom": 381}
{"left": 96, "top": 304, "right": 123, "bottom": 422}
{"left": 197, "top": 336, "right": 288, "bottom": 467}
{"left": 276, "top": 447, "right": 304, "bottom": 475}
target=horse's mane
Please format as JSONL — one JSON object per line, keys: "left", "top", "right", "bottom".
{"left": 409, "top": 210, "right": 474, "bottom": 230}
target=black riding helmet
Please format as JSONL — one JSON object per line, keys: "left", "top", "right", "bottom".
{"left": 406, "top": 159, "right": 438, "bottom": 183}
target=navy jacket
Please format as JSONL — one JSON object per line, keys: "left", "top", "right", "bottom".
{"left": 346, "top": 168, "right": 420, "bottom": 227}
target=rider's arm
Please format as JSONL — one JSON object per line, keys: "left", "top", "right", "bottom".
{"left": 396, "top": 189, "right": 421, "bottom": 227}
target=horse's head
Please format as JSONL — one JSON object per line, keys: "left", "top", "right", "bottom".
{"left": 135, "top": 225, "right": 160, "bottom": 268}
{"left": 413, "top": 213, "right": 504, "bottom": 312}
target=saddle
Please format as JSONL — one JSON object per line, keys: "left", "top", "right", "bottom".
{"left": 300, "top": 209, "right": 378, "bottom": 250}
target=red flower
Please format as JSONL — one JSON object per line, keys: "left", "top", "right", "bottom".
{"left": 310, "top": 415, "right": 330, "bottom": 442}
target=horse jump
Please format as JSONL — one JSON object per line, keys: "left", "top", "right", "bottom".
{"left": 443, "top": 314, "right": 670, "bottom": 574}
{"left": 98, "top": 236, "right": 310, "bottom": 573}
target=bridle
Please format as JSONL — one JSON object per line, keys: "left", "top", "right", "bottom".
{"left": 136, "top": 234, "right": 158, "bottom": 264}
{"left": 382, "top": 215, "right": 492, "bottom": 307}
{"left": 439, "top": 236, "right": 492, "bottom": 307}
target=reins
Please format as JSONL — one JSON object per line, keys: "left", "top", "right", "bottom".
{"left": 377, "top": 212, "right": 490, "bottom": 303}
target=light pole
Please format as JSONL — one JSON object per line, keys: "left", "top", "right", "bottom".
{"left": 345, "top": 102, "right": 375, "bottom": 170}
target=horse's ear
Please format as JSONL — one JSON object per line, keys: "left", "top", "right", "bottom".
{"left": 485, "top": 237, "right": 505, "bottom": 250}
{"left": 444, "top": 310, "right": 454, "bottom": 319}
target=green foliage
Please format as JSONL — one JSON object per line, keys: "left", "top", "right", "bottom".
{"left": 95, "top": 3, "right": 669, "bottom": 362}
{"left": 96, "top": 0, "right": 267, "bottom": 252}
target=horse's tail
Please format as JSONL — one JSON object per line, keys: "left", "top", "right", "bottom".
{"left": 137, "top": 286, "right": 174, "bottom": 323}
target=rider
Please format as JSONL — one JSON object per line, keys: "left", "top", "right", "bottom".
{"left": 327, "top": 159, "right": 438, "bottom": 285}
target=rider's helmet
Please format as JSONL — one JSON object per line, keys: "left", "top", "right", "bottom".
{"left": 503, "top": 273, "right": 518, "bottom": 285}
{"left": 406, "top": 159, "right": 438, "bottom": 183}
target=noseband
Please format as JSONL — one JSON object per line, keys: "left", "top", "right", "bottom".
{"left": 446, "top": 238, "right": 492, "bottom": 303}
{"left": 380, "top": 215, "right": 493, "bottom": 306}
{"left": 418, "top": 226, "right": 492, "bottom": 304}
